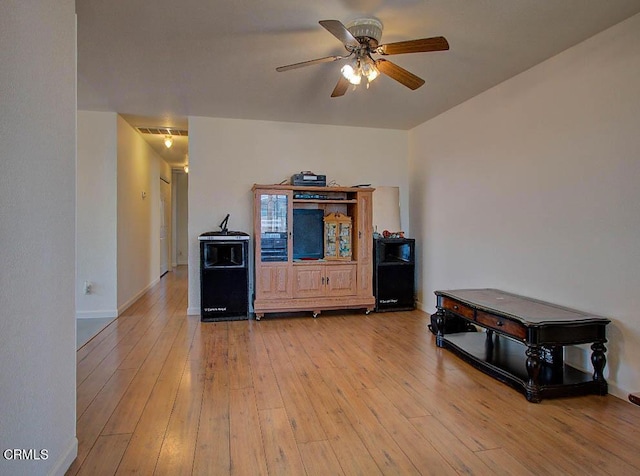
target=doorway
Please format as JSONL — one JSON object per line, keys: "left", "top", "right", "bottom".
{"left": 172, "top": 170, "right": 189, "bottom": 267}
{"left": 160, "top": 177, "right": 171, "bottom": 277}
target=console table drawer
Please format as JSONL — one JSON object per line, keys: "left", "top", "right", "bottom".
{"left": 441, "top": 297, "right": 475, "bottom": 320}
{"left": 476, "top": 310, "right": 526, "bottom": 340}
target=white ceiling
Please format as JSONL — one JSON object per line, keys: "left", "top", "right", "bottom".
{"left": 76, "top": 1, "right": 640, "bottom": 166}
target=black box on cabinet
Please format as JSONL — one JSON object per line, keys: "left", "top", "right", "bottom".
{"left": 291, "top": 173, "right": 326, "bottom": 187}
{"left": 373, "top": 238, "right": 415, "bottom": 312}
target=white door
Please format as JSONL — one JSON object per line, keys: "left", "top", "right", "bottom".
{"left": 160, "top": 178, "right": 171, "bottom": 276}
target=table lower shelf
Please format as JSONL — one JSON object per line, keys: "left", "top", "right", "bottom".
{"left": 441, "top": 331, "right": 607, "bottom": 402}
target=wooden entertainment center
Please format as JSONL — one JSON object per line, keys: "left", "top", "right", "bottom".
{"left": 433, "top": 289, "right": 610, "bottom": 402}
{"left": 252, "top": 184, "right": 375, "bottom": 319}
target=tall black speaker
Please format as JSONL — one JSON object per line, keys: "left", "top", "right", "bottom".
{"left": 200, "top": 267, "right": 248, "bottom": 320}
{"left": 199, "top": 232, "right": 250, "bottom": 321}
{"left": 373, "top": 238, "right": 415, "bottom": 312}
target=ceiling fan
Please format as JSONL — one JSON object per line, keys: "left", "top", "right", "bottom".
{"left": 276, "top": 18, "right": 449, "bottom": 97}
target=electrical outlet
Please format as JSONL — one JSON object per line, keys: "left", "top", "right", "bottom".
{"left": 83, "top": 281, "right": 92, "bottom": 295}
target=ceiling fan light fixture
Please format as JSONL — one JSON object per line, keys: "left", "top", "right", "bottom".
{"left": 341, "top": 63, "right": 361, "bottom": 85}
{"left": 164, "top": 134, "right": 173, "bottom": 148}
{"left": 362, "top": 58, "right": 379, "bottom": 82}
{"left": 341, "top": 56, "right": 379, "bottom": 87}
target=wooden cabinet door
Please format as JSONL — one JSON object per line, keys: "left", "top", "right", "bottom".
{"left": 254, "top": 189, "right": 292, "bottom": 266}
{"left": 356, "top": 191, "right": 373, "bottom": 297}
{"left": 293, "top": 266, "right": 325, "bottom": 298}
{"left": 356, "top": 191, "right": 373, "bottom": 261}
{"left": 326, "top": 264, "right": 356, "bottom": 297}
{"left": 293, "top": 264, "right": 356, "bottom": 298}
{"left": 256, "top": 264, "right": 292, "bottom": 299}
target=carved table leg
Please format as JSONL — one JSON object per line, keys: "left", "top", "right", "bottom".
{"left": 525, "top": 345, "right": 542, "bottom": 403}
{"left": 591, "top": 342, "right": 608, "bottom": 395}
{"left": 484, "top": 330, "right": 494, "bottom": 361}
{"left": 434, "top": 309, "right": 446, "bottom": 348}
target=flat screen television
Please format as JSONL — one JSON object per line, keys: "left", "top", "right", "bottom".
{"left": 293, "top": 209, "right": 324, "bottom": 259}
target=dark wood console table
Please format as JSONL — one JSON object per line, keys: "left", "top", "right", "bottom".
{"left": 433, "top": 289, "right": 610, "bottom": 403}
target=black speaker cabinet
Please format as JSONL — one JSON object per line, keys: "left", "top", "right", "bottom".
{"left": 200, "top": 267, "right": 249, "bottom": 321}
{"left": 199, "top": 237, "right": 249, "bottom": 321}
{"left": 373, "top": 238, "right": 415, "bottom": 312}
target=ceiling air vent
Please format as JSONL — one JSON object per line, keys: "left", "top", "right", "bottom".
{"left": 137, "top": 127, "right": 188, "bottom": 136}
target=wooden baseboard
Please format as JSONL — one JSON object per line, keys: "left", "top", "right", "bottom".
{"left": 629, "top": 393, "right": 640, "bottom": 406}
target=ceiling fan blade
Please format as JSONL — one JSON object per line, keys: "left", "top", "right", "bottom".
{"left": 377, "top": 36, "right": 449, "bottom": 55}
{"left": 376, "top": 59, "right": 425, "bottom": 90}
{"left": 319, "top": 20, "right": 359, "bottom": 48}
{"left": 331, "top": 76, "right": 350, "bottom": 98}
{"left": 276, "top": 55, "right": 346, "bottom": 72}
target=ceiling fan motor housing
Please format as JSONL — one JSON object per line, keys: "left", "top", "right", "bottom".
{"left": 346, "top": 18, "right": 383, "bottom": 47}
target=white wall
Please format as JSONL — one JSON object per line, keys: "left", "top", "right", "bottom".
{"left": 409, "top": 13, "right": 640, "bottom": 398}
{"left": 0, "top": 1, "right": 77, "bottom": 475}
{"left": 117, "top": 116, "right": 172, "bottom": 313}
{"left": 77, "top": 113, "right": 171, "bottom": 318}
{"left": 76, "top": 111, "right": 118, "bottom": 318}
{"left": 187, "top": 117, "right": 409, "bottom": 314}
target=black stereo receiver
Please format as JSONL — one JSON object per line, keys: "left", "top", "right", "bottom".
{"left": 293, "top": 192, "right": 328, "bottom": 200}
{"left": 291, "top": 173, "right": 326, "bottom": 187}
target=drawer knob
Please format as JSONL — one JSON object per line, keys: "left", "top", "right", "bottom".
{"left": 453, "top": 305, "right": 458, "bottom": 310}
{"left": 496, "top": 320, "right": 504, "bottom": 327}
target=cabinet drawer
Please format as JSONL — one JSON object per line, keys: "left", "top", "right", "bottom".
{"left": 441, "top": 297, "right": 475, "bottom": 320}
{"left": 476, "top": 310, "right": 526, "bottom": 340}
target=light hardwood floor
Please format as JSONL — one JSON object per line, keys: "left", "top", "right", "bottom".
{"left": 67, "top": 266, "right": 640, "bottom": 475}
